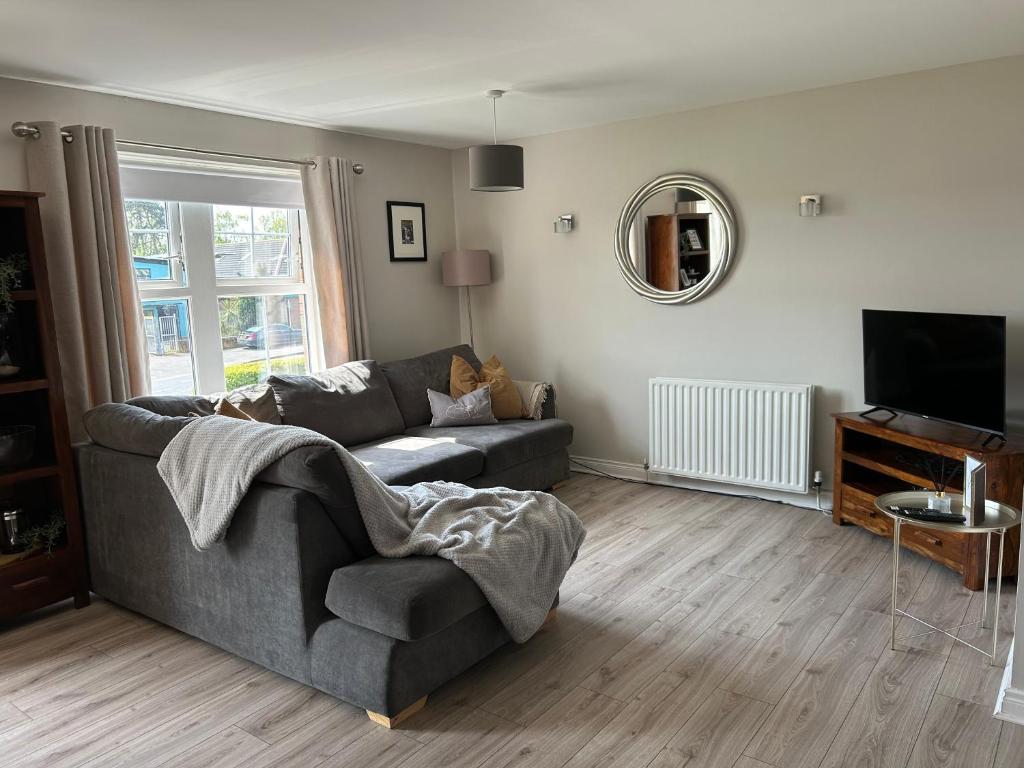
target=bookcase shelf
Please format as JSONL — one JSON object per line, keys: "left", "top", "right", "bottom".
{"left": 0, "top": 377, "right": 48, "bottom": 396}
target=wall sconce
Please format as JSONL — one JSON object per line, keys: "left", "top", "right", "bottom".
{"left": 799, "top": 195, "right": 822, "bottom": 217}
{"left": 554, "top": 214, "right": 575, "bottom": 233}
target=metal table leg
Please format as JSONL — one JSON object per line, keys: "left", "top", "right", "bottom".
{"left": 983, "top": 531, "right": 991, "bottom": 629}
{"left": 891, "top": 518, "right": 901, "bottom": 651}
{"left": 993, "top": 529, "right": 1006, "bottom": 666}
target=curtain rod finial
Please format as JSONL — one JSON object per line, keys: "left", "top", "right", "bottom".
{"left": 352, "top": 163, "right": 364, "bottom": 175}
{"left": 11, "top": 122, "right": 39, "bottom": 139}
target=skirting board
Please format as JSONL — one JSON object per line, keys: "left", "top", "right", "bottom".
{"left": 569, "top": 455, "right": 832, "bottom": 512}
{"left": 994, "top": 640, "right": 1024, "bottom": 724}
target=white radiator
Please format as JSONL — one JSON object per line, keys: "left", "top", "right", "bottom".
{"left": 649, "top": 378, "right": 813, "bottom": 493}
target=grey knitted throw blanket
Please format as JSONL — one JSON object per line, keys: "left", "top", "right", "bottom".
{"left": 157, "top": 416, "right": 586, "bottom": 642}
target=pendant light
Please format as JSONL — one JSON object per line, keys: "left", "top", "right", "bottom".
{"left": 469, "top": 90, "right": 524, "bottom": 191}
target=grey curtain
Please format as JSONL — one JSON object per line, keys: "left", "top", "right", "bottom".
{"left": 25, "top": 123, "right": 149, "bottom": 441}
{"left": 300, "top": 157, "right": 369, "bottom": 365}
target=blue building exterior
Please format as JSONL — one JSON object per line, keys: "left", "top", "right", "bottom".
{"left": 135, "top": 256, "right": 190, "bottom": 351}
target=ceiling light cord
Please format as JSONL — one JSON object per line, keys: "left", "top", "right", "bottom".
{"left": 491, "top": 96, "right": 498, "bottom": 145}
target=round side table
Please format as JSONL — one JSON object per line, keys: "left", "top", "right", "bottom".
{"left": 875, "top": 491, "right": 1021, "bottom": 666}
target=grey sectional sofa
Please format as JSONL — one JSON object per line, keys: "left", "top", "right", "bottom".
{"left": 76, "top": 344, "right": 572, "bottom": 725}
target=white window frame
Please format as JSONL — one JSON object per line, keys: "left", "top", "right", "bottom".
{"left": 130, "top": 200, "right": 186, "bottom": 288}
{"left": 135, "top": 201, "right": 322, "bottom": 395}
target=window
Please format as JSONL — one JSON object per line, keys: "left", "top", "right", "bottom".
{"left": 128, "top": 200, "right": 319, "bottom": 395}
{"left": 214, "top": 205, "right": 296, "bottom": 280}
{"left": 126, "top": 200, "right": 183, "bottom": 286}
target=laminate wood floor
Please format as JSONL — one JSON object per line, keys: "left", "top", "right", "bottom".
{"left": 2, "top": 473, "right": 1020, "bottom": 768}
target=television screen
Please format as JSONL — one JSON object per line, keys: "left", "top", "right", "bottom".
{"left": 862, "top": 309, "right": 1006, "bottom": 434}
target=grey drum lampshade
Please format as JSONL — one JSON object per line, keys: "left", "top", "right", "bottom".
{"left": 442, "top": 250, "right": 492, "bottom": 287}
{"left": 676, "top": 187, "right": 705, "bottom": 202}
{"left": 468, "top": 144, "right": 524, "bottom": 191}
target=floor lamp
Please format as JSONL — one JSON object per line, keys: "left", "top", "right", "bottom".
{"left": 442, "top": 250, "right": 491, "bottom": 349}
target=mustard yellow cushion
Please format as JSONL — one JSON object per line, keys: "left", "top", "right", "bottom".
{"left": 214, "top": 397, "right": 255, "bottom": 421}
{"left": 450, "top": 354, "right": 524, "bottom": 420}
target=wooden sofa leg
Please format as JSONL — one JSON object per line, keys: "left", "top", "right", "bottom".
{"left": 366, "top": 696, "right": 427, "bottom": 729}
{"left": 544, "top": 607, "right": 557, "bottom": 625}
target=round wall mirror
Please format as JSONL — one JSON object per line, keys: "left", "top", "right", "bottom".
{"left": 614, "top": 173, "right": 738, "bottom": 304}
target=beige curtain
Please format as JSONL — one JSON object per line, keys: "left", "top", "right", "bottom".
{"left": 25, "top": 123, "right": 148, "bottom": 441}
{"left": 300, "top": 157, "right": 369, "bottom": 365}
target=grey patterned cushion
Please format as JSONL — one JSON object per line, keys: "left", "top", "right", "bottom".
{"left": 427, "top": 387, "right": 497, "bottom": 427}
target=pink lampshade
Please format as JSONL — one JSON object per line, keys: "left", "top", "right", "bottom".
{"left": 442, "top": 250, "right": 492, "bottom": 287}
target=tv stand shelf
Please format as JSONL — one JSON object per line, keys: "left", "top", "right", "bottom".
{"left": 832, "top": 412, "right": 1022, "bottom": 590}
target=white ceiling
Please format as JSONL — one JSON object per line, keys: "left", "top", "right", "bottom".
{"left": 2, "top": 0, "right": 1023, "bottom": 149}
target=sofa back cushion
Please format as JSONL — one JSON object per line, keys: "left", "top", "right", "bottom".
{"left": 381, "top": 345, "right": 482, "bottom": 428}
{"left": 82, "top": 403, "right": 377, "bottom": 560}
{"left": 84, "top": 403, "right": 194, "bottom": 457}
{"left": 126, "top": 383, "right": 282, "bottom": 424}
{"left": 126, "top": 395, "right": 215, "bottom": 417}
{"left": 268, "top": 360, "right": 405, "bottom": 446}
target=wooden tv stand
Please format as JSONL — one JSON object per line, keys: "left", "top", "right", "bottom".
{"left": 832, "top": 412, "right": 1022, "bottom": 590}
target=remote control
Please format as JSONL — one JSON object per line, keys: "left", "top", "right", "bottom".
{"left": 888, "top": 505, "right": 965, "bottom": 524}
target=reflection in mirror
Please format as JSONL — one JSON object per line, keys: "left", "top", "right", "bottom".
{"left": 627, "top": 187, "right": 725, "bottom": 292}
{"left": 614, "top": 173, "right": 737, "bottom": 304}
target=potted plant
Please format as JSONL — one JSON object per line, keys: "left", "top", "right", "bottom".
{"left": 0, "top": 253, "right": 28, "bottom": 377}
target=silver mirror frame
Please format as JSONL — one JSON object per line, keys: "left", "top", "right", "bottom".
{"left": 614, "top": 173, "right": 738, "bottom": 304}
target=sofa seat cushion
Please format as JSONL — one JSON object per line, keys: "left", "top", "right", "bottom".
{"left": 268, "top": 360, "right": 405, "bottom": 446}
{"left": 381, "top": 345, "right": 482, "bottom": 429}
{"left": 349, "top": 435, "right": 484, "bottom": 486}
{"left": 326, "top": 556, "right": 490, "bottom": 641}
{"left": 404, "top": 418, "right": 573, "bottom": 474}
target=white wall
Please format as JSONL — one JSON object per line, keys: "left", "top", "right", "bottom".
{"left": 0, "top": 77, "right": 460, "bottom": 363}
{"left": 452, "top": 55, "right": 1024, "bottom": 482}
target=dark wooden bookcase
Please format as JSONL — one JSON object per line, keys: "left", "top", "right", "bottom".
{"left": 0, "top": 191, "right": 89, "bottom": 618}
{"left": 645, "top": 212, "right": 712, "bottom": 291}
{"left": 833, "top": 411, "right": 1024, "bottom": 590}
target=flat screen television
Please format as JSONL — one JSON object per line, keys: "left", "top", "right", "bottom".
{"left": 862, "top": 309, "right": 1006, "bottom": 434}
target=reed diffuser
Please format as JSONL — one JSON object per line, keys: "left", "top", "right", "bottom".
{"left": 922, "top": 456, "right": 962, "bottom": 513}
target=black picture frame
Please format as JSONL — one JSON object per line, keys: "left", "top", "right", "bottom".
{"left": 386, "top": 201, "right": 427, "bottom": 262}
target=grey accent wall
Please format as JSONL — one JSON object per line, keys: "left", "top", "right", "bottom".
{"left": 0, "top": 77, "right": 460, "bottom": 363}
{"left": 451, "top": 56, "right": 1024, "bottom": 483}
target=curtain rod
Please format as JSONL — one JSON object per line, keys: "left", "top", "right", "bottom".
{"left": 10, "top": 122, "right": 364, "bottom": 174}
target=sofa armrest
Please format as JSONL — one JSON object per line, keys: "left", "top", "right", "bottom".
{"left": 257, "top": 445, "right": 375, "bottom": 560}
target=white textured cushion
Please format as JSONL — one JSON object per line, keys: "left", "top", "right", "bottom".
{"left": 426, "top": 386, "right": 497, "bottom": 427}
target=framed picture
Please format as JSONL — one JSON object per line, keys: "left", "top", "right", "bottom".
{"left": 386, "top": 201, "right": 427, "bottom": 262}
